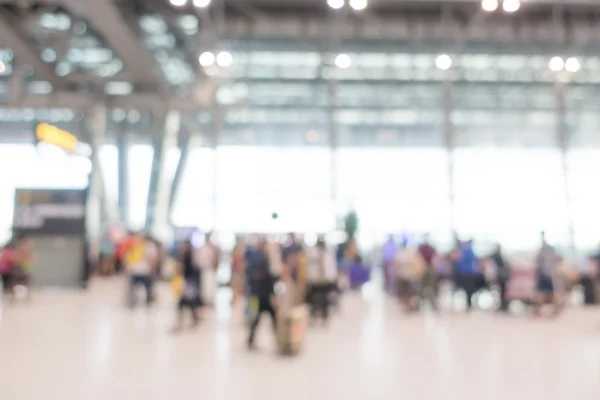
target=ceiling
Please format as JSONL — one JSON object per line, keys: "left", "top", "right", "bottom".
{"left": 0, "top": 0, "right": 598, "bottom": 146}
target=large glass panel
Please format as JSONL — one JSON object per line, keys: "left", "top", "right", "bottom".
{"left": 567, "top": 149, "right": 600, "bottom": 251}
{"left": 336, "top": 148, "right": 451, "bottom": 248}
{"left": 171, "top": 147, "right": 214, "bottom": 229}
{"left": 0, "top": 143, "right": 89, "bottom": 243}
{"left": 98, "top": 144, "right": 118, "bottom": 205}
{"left": 453, "top": 148, "right": 569, "bottom": 251}
{"left": 215, "top": 146, "right": 333, "bottom": 233}
{"left": 127, "top": 144, "right": 153, "bottom": 230}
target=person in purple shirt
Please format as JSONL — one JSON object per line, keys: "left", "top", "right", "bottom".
{"left": 418, "top": 234, "right": 438, "bottom": 310}
{"left": 382, "top": 235, "right": 397, "bottom": 293}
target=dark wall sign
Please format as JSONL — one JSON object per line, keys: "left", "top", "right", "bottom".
{"left": 13, "top": 188, "right": 87, "bottom": 235}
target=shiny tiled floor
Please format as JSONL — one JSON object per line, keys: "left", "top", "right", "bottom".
{"left": 1, "top": 278, "right": 600, "bottom": 400}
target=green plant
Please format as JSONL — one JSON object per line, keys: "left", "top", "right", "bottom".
{"left": 344, "top": 210, "right": 358, "bottom": 240}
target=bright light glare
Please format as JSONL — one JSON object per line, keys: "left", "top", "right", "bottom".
{"left": 327, "top": 0, "right": 345, "bottom": 9}
{"left": 436, "top": 54, "right": 452, "bottom": 70}
{"left": 193, "top": 0, "right": 211, "bottom": 7}
{"left": 565, "top": 57, "right": 580, "bottom": 73}
{"left": 199, "top": 51, "right": 215, "bottom": 67}
{"left": 349, "top": 0, "right": 368, "bottom": 10}
{"left": 170, "top": 0, "right": 188, "bottom": 6}
{"left": 216, "top": 51, "right": 233, "bottom": 67}
{"left": 502, "top": 0, "right": 520, "bottom": 12}
{"left": 335, "top": 53, "right": 352, "bottom": 69}
{"left": 0, "top": 61, "right": 5, "bottom": 74}
{"left": 481, "top": 0, "right": 498, "bottom": 12}
{"left": 549, "top": 56, "right": 564, "bottom": 72}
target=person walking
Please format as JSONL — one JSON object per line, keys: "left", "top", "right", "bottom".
{"left": 418, "top": 234, "right": 438, "bottom": 310}
{"left": 534, "top": 231, "right": 562, "bottom": 317}
{"left": 454, "top": 240, "right": 479, "bottom": 312}
{"left": 171, "top": 240, "right": 201, "bottom": 332}
{"left": 247, "top": 240, "right": 277, "bottom": 350}
{"left": 490, "top": 244, "right": 511, "bottom": 312}
{"left": 307, "top": 238, "right": 337, "bottom": 325}
{"left": 394, "top": 240, "right": 425, "bottom": 312}
{"left": 125, "top": 232, "right": 157, "bottom": 307}
{"left": 231, "top": 236, "right": 246, "bottom": 305}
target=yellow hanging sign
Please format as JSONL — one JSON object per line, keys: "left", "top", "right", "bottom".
{"left": 35, "top": 123, "right": 79, "bottom": 153}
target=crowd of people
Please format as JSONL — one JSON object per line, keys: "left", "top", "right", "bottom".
{"left": 3, "top": 227, "right": 600, "bottom": 353}
{"left": 384, "top": 231, "right": 600, "bottom": 317}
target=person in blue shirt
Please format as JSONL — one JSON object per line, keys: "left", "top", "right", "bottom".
{"left": 453, "top": 239, "right": 480, "bottom": 311}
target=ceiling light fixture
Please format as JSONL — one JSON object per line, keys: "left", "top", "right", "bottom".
{"left": 327, "top": 0, "right": 345, "bottom": 9}
{"left": 549, "top": 56, "right": 564, "bottom": 72}
{"left": 335, "top": 53, "right": 351, "bottom": 69}
{"left": 435, "top": 54, "right": 452, "bottom": 70}
{"left": 170, "top": 0, "right": 188, "bottom": 6}
{"left": 481, "top": 0, "right": 498, "bottom": 12}
{"left": 198, "top": 51, "right": 215, "bottom": 67}
{"left": 0, "top": 61, "right": 5, "bottom": 74}
{"left": 349, "top": 0, "right": 368, "bottom": 11}
{"left": 565, "top": 57, "right": 580, "bottom": 73}
{"left": 193, "top": 0, "right": 211, "bottom": 7}
{"left": 502, "top": 0, "right": 520, "bottom": 13}
{"left": 216, "top": 51, "right": 233, "bottom": 67}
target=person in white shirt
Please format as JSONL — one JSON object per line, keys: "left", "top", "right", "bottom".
{"left": 307, "top": 238, "right": 337, "bottom": 325}
{"left": 394, "top": 241, "right": 425, "bottom": 312}
{"left": 193, "top": 232, "right": 221, "bottom": 306}
{"left": 126, "top": 233, "right": 158, "bottom": 306}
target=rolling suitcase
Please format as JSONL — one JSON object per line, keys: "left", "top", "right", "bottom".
{"left": 276, "top": 305, "right": 308, "bottom": 356}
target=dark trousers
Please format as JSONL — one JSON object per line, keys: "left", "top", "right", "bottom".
{"left": 248, "top": 297, "right": 277, "bottom": 345}
{"left": 1, "top": 272, "right": 12, "bottom": 291}
{"left": 498, "top": 277, "right": 509, "bottom": 311}
{"left": 129, "top": 275, "right": 154, "bottom": 305}
{"left": 456, "top": 273, "right": 477, "bottom": 310}
{"left": 178, "top": 296, "right": 200, "bottom": 323}
{"left": 309, "top": 283, "right": 331, "bottom": 321}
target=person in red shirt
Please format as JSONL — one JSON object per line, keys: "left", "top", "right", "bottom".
{"left": 0, "top": 241, "right": 16, "bottom": 292}
{"left": 418, "top": 234, "right": 438, "bottom": 310}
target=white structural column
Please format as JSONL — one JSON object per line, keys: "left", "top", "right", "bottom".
{"left": 168, "top": 128, "right": 192, "bottom": 218}
{"left": 211, "top": 106, "right": 222, "bottom": 230}
{"left": 327, "top": 78, "right": 339, "bottom": 216}
{"left": 555, "top": 79, "right": 575, "bottom": 251}
{"left": 86, "top": 104, "right": 118, "bottom": 240}
{"left": 149, "top": 110, "right": 181, "bottom": 239}
{"left": 117, "top": 130, "right": 130, "bottom": 224}
{"left": 443, "top": 78, "right": 456, "bottom": 237}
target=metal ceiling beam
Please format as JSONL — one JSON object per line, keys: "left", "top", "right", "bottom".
{"left": 61, "top": 0, "right": 162, "bottom": 88}
{"left": 220, "top": 12, "right": 600, "bottom": 48}
{"left": 0, "top": 10, "right": 62, "bottom": 88}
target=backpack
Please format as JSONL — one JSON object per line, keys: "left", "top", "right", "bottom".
{"left": 0, "top": 249, "right": 15, "bottom": 273}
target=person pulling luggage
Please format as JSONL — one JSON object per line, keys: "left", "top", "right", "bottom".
{"left": 247, "top": 240, "right": 277, "bottom": 350}
{"left": 171, "top": 240, "right": 201, "bottom": 332}
{"left": 307, "top": 238, "right": 337, "bottom": 326}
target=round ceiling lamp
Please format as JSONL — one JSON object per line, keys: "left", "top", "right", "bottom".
{"left": 548, "top": 56, "right": 564, "bottom": 72}
{"left": 481, "top": 0, "right": 498, "bottom": 12}
{"left": 199, "top": 51, "right": 215, "bottom": 67}
{"left": 327, "top": 0, "right": 345, "bottom": 9}
{"left": 435, "top": 54, "right": 452, "bottom": 70}
{"left": 170, "top": 0, "right": 187, "bottom": 6}
{"left": 565, "top": 57, "right": 580, "bottom": 73}
{"left": 216, "top": 51, "right": 233, "bottom": 67}
{"left": 502, "top": 0, "right": 521, "bottom": 13}
{"left": 193, "top": 0, "right": 211, "bottom": 7}
{"left": 349, "top": 0, "right": 368, "bottom": 11}
{"left": 335, "top": 53, "right": 352, "bottom": 69}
